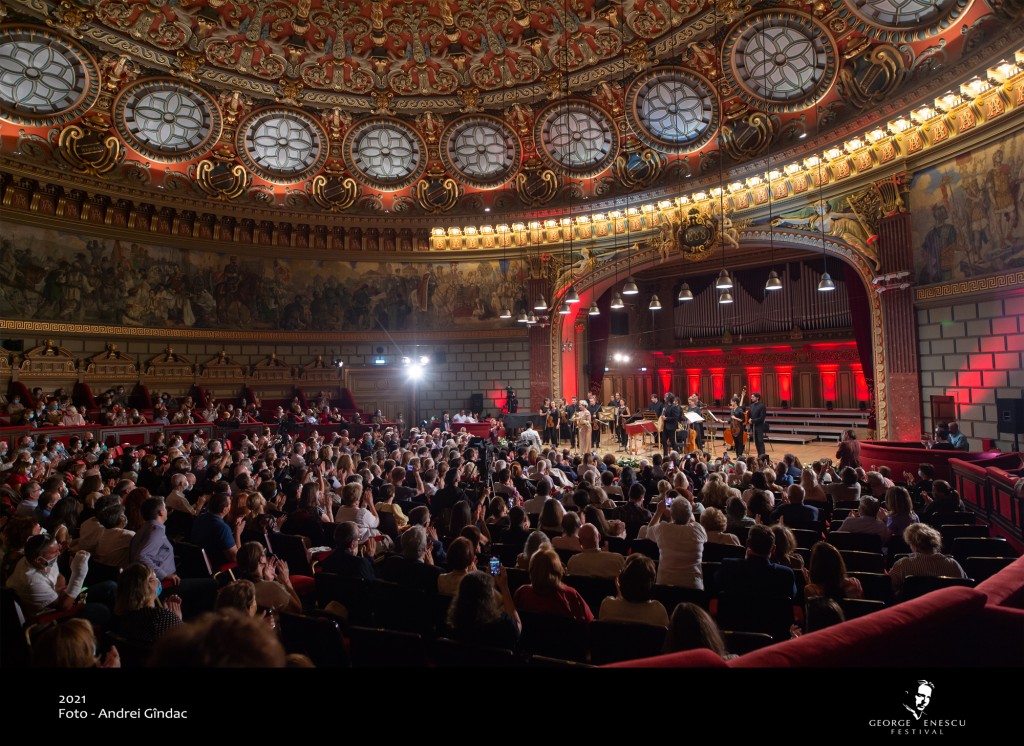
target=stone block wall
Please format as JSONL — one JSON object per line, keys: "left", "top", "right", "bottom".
{"left": 917, "top": 294, "right": 1024, "bottom": 451}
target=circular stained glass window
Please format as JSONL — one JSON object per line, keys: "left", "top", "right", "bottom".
{"left": 535, "top": 101, "right": 618, "bottom": 178}
{"left": 725, "top": 12, "right": 838, "bottom": 112}
{"left": 846, "top": 0, "right": 960, "bottom": 29}
{"left": 0, "top": 26, "right": 98, "bottom": 125}
{"left": 237, "top": 108, "right": 328, "bottom": 183}
{"left": 627, "top": 68, "right": 718, "bottom": 154}
{"left": 343, "top": 118, "right": 426, "bottom": 190}
{"left": 115, "top": 79, "right": 220, "bottom": 162}
{"left": 442, "top": 116, "right": 520, "bottom": 188}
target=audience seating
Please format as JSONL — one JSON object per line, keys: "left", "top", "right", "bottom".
{"left": 518, "top": 611, "right": 589, "bottom": 662}
{"left": 827, "top": 532, "right": 883, "bottom": 554}
{"left": 563, "top": 575, "right": 616, "bottom": 614}
{"left": 839, "top": 550, "right": 886, "bottom": 574}
{"left": 278, "top": 611, "right": 349, "bottom": 668}
{"left": 847, "top": 572, "right": 893, "bottom": 604}
{"left": 702, "top": 543, "right": 746, "bottom": 562}
{"left": 716, "top": 593, "right": 794, "bottom": 641}
{"left": 347, "top": 626, "right": 428, "bottom": 668}
{"left": 940, "top": 524, "right": 990, "bottom": 543}
{"left": 267, "top": 532, "right": 313, "bottom": 576}
{"left": 964, "top": 556, "right": 1016, "bottom": 583}
{"left": 652, "top": 584, "right": 708, "bottom": 613}
{"left": 900, "top": 575, "right": 976, "bottom": 602}
{"left": 951, "top": 537, "right": 1017, "bottom": 566}
{"left": 588, "top": 621, "right": 667, "bottom": 664}
{"left": 721, "top": 631, "right": 773, "bottom": 656}
{"left": 313, "top": 573, "right": 373, "bottom": 626}
{"left": 432, "top": 637, "right": 518, "bottom": 668}
{"left": 838, "top": 598, "right": 886, "bottom": 620}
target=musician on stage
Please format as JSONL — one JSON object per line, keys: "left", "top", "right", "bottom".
{"left": 748, "top": 392, "right": 768, "bottom": 458}
{"left": 573, "top": 403, "right": 591, "bottom": 448}
{"left": 686, "top": 394, "right": 705, "bottom": 450}
{"left": 661, "top": 393, "right": 682, "bottom": 457}
{"left": 649, "top": 393, "right": 664, "bottom": 418}
{"left": 730, "top": 394, "right": 747, "bottom": 459}
{"left": 506, "top": 390, "right": 519, "bottom": 414}
{"left": 544, "top": 399, "right": 561, "bottom": 446}
{"left": 608, "top": 391, "right": 623, "bottom": 408}
{"left": 615, "top": 399, "right": 631, "bottom": 449}
{"left": 587, "top": 393, "right": 602, "bottom": 450}
{"left": 565, "top": 396, "right": 579, "bottom": 449}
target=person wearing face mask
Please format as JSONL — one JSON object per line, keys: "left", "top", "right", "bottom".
{"left": 46, "top": 401, "right": 63, "bottom": 427}
{"left": 165, "top": 473, "right": 207, "bottom": 515}
{"left": 5, "top": 395, "right": 26, "bottom": 424}
{"left": 6, "top": 533, "right": 114, "bottom": 625}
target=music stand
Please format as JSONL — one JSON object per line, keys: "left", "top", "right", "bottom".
{"left": 703, "top": 407, "right": 723, "bottom": 453}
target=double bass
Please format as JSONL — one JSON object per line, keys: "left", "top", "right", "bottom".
{"left": 723, "top": 386, "right": 750, "bottom": 447}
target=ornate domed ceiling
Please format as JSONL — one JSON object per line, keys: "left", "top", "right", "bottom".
{"left": 0, "top": 0, "right": 1020, "bottom": 225}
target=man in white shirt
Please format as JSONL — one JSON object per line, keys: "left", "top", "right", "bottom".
{"left": 523, "top": 479, "right": 554, "bottom": 515}
{"left": 566, "top": 525, "right": 626, "bottom": 579}
{"left": 520, "top": 422, "right": 542, "bottom": 450}
{"left": 6, "top": 534, "right": 113, "bottom": 625}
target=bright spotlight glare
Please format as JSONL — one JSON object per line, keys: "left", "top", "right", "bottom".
{"left": 408, "top": 364, "right": 424, "bottom": 381}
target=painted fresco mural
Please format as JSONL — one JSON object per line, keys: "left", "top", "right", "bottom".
{"left": 910, "top": 127, "right": 1024, "bottom": 285}
{"left": 0, "top": 222, "right": 528, "bottom": 331}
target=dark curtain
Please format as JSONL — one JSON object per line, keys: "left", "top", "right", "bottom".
{"left": 588, "top": 288, "right": 612, "bottom": 397}
{"left": 845, "top": 263, "right": 875, "bottom": 429}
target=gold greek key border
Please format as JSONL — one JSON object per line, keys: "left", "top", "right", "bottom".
{"left": 0, "top": 319, "right": 526, "bottom": 343}
{"left": 914, "top": 271, "right": 1024, "bottom": 301}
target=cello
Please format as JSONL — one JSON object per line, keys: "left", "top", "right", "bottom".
{"left": 723, "top": 386, "right": 750, "bottom": 448}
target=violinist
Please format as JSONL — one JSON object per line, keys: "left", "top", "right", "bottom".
{"left": 730, "top": 394, "right": 747, "bottom": 459}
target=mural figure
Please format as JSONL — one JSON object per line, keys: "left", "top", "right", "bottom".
{"left": 0, "top": 223, "right": 527, "bottom": 332}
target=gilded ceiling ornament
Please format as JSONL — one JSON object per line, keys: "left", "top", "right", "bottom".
{"left": 56, "top": 119, "right": 123, "bottom": 176}
{"left": 836, "top": 43, "right": 907, "bottom": 110}
{"left": 114, "top": 78, "right": 221, "bottom": 163}
{"left": 277, "top": 78, "right": 305, "bottom": 106}
{"left": 195, "top": 156, "right": 251, "bottom": 199}
{"left": 310, "top": 172, "right": 360, "bottom": 212}
{"left": 45, "top": 0, "right": 93, "bottom": 39}
{"left": 174, "top": 53, "right": 205, "bottom": 83}
{"left": 512, "top": 157, "right": 559, "bottom": 207}
{"left": 373, "top": 90, "right": 395, "bottom": 115}
{"left": 415, "top": 171, "right": 461, "bottom": 214}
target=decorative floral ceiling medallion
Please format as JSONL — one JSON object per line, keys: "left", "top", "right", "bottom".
{"left": 535, "top": 100, "right": 618, "bottom": 178}
{"left": 626, "top": 67, "right": 718, "bottom": 154}
{"left": 0, "top": 25, "right": 98, "bottom": 126}
{"left": 343, "top": 117, "right": 426, "bottom": 191}
{"left": 237, "top": 107, "right": 328, "bottom": 184}
{"left": 114, "top": 78, "right": 221, "bottom": 163}
{"left": 724, "top": 11, "right": 838, "bottom": 113}
{"left": 440, "top": 115, "right": 521, "bottom": 189}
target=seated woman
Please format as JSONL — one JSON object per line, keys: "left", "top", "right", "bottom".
{"left": 235, "top": 542, "right": 302, "bottom": 614}
{"left": 515, "top": 530, "right": 551, "bottom": 570}
{"left": 885, "top": 486, "right": 918, "bottom": 552}
{"left": 115, "top": 563, "right": 183, "bottom": 647}
{"left": 662, "top": 602, "right": 731, "bottom": 659}
{"left": 598, "top": 553, "right": 669, "bottom": 627}
{"left": 919, "top": 480, "right": 964, "bottom": 527}
{"left": 513, "top": 547, "right": 593, "bottom": 623}
{"left": 438, "top": 536, "right": 477, "bottom": 597}
{"left": 550, "top": 511, "right": 583, "bottom": 552}
{"left": 889, "top": 523, "right": 967, "bottom": 597}
{"left": 770, "top": 525, "right": 808, "bottom": 586}
{"left": 699, "top": 507, "right": 740, "bottom": 546}
{"left": 536, "top": 498, "right": 564, "bottom": 535}
{"left": 446, "top": 569, "right": 521, "bottom": 651}
{"left": 804, "top": 542, "right": 863, "bottom": 601}
{"left": 375, "top": 484, "right": 409, "bottom": 531}
{"left": 32, "top": 618, "right": 120, "bottom": 668}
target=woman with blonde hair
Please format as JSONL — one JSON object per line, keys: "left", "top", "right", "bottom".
{"left": 889, "top": 523, "right": 966, "bottom": 596}
{"left": 699, "top": 507, "right": 740, "bottom": 546}
{"left": 800, "top": 468, "right": 827, "bottom": 506}
{"left": 513, "top": 547, "right": 593, "bottom": 622}
{"left": 33, "top": 618, "right": 120, "bottom": 668}
{"left": 115, "top": 562, "right": 183, "bottom": 646}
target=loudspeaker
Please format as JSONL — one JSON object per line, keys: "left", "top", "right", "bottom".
{"left": 469, "top": 393, "right": 484, "bottom": 412}
{"left": 996, "top": 397, "right": 1024, "bottom": 434}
